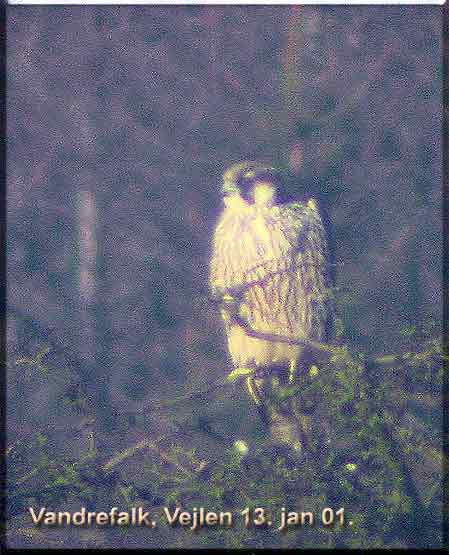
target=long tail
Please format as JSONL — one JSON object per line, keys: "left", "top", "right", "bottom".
{"left": 246, "top": 374, "right": 309, "bottom": 455}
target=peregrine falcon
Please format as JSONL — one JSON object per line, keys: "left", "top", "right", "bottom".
{"left": 209, "top": 161, "right": 332, "bottom": 454}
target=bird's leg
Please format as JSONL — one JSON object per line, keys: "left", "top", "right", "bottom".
{"left": 248, "top": 363, "right": 274, "bottom": 404}
{"left": 245, "top": 375, "right": 262, "bottom": 405}
{"left": 288, "top": 359, "right": 297, "bottom": 384}
{"left": 250, "top": 365, "right": 304, "bottom": 455}
{"left": 245, "top": 364, "right": 311, "bottom": 458}
{"left": 243, "top": 365, "right": 278, "bottom": 434}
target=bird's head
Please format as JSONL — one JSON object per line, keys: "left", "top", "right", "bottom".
{"left": 222, "top": 161, "right": 284, "bottom": 209}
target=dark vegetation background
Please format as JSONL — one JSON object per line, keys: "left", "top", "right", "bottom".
{"left": 6, "top": 6, "right": 443, "bottom": 549}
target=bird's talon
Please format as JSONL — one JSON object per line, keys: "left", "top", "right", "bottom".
{"left": 245, "top": 376, "right": 261, "bottom": 405}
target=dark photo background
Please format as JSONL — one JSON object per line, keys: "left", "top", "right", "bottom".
{"left": 6, "top": 6, "right": 442, "bottom": 549}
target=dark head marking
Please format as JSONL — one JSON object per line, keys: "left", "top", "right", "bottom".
{"left": 223, "top": 161, "right": 296, "bottom": 204}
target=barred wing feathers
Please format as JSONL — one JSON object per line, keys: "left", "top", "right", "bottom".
{"left": 210, "top": 198, "right": 332, "bottom": 344}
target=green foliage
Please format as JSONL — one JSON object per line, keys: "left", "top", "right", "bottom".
{"left": 8, "top": 317, "right": 443, "bottom": 548}
{"left": 226, "top": 367, "right": 254, "bottom": 382}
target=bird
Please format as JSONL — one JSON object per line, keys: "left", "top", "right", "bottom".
{"left": 209, "top": 161, "right": 333, "bottom": 456}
